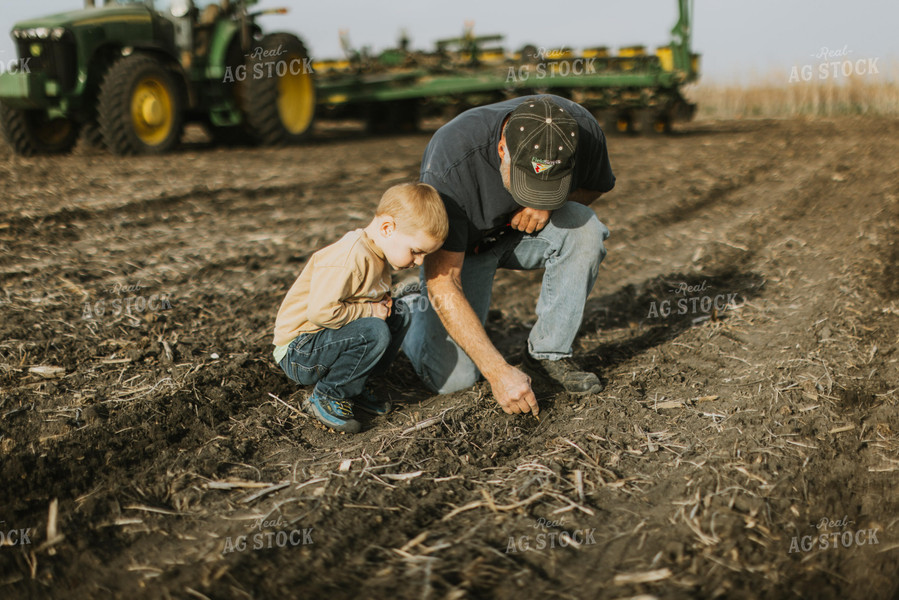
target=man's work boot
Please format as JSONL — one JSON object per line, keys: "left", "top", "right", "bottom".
{"left": 522, "top": 345, "right": 604, "bottom": 395}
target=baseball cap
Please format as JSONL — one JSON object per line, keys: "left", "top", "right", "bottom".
{"left": 505, "top": 97, "right": 578, "bottom": 210}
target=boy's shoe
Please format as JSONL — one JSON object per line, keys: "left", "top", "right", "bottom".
{"left": 522, "top": 345, "right": 604, "bottom": 395}
{"left": 353, "top": 386, "right": 393, "bottom": 416}
{"left": 302, "top": 393, "right": 361, "bottom": 433}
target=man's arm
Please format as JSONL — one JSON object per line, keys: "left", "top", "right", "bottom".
{"left": 424, "top": 249, "right": 539, "bottom": 415}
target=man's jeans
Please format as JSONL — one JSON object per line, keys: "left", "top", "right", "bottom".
{"left": 279, "top": 305, "right": 410, "bottom": 401}
{"left": 403, "top": 202, "right": 609, "bottom": 394}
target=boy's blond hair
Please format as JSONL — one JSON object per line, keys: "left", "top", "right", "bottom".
{"left": 376, "top": 183, "right": 448, "bottom": 243}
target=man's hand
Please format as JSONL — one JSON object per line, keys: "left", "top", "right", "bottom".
{"left": 510, "top": 207, "right": 551, "bottom": 234}
{"left": 426, "top": 249, "right": 538, "bottom": 418}
{"left": 488, "top": 364, "right": 540, "bottom": 415}
{"left": 372, "top": 296, "right": 392, "bottom": 320}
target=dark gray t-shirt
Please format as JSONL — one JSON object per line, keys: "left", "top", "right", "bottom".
{"left": 420, "top": 94, "right": 615, "bottom": 253}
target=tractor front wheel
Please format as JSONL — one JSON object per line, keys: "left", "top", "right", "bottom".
{"left": 99, "top": 54, "right": 184, "bottom": 155}
{"left": 244, "top": 33, "right": 315, "bottom": 145}
{"left": 0, "top": 103, "right": 80, "bottom": 156}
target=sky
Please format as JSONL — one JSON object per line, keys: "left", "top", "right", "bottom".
{"left": 1, "top": 0, "right": 897, "bottom": 84}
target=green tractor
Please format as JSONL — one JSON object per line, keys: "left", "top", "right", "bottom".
{"left": 0, "top": 0, "right": 315, "bottom": 155}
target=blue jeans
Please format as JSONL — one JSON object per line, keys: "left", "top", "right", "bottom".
{"left": 279, "top": 305, "right": 410, "bottom": 401}
{"left": 403, "top": 202, "right": 609, "bottom": 394}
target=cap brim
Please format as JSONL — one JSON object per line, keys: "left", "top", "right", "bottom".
{"left": 510, "top": 165, "right": 571, "bottom": 210}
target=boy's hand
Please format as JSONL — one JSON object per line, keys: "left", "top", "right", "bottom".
{"left": 372, "top": 296, "right": 392, "bottom": 320}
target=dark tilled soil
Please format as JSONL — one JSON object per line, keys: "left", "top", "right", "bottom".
{"left": 0, "top": 116, "right": 897, "bottom": 600}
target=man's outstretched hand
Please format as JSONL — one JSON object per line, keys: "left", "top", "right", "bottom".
{"left": 489, "top": 364, "right": 539, "bottom": 415}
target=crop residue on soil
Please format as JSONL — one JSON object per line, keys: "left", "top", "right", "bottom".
{"left": 0, "top": 117, "right": 898, "bottom": 599}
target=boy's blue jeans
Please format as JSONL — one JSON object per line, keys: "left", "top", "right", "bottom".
{"left": 403, "top": 202, "right": 609, "bottom": 395}
{"left": 278, "top": 306, "right": 410, "bottom": 402}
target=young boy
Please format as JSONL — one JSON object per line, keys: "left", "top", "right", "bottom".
{"left": 273, "top": 183, "right": 448, "bottom": 433}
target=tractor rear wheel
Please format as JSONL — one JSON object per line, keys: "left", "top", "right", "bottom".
{"left": 244, "top": 33, "right": 315, "bottom": 145}
{"left": 0, "top": 103, "right": 80, "bottom": 156}
{"left": 99, "top": 54, "right": 184, "bottom": 155}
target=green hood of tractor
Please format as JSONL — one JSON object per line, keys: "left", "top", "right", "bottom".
{"left": 12, "top": 4, "right": 152, "bottom": 31}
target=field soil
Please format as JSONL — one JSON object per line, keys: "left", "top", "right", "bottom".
{"left": 1, "top": 115, "right": 898, "bottom": 600}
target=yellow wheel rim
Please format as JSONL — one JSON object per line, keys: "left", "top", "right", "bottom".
{"left": 130, "top": 77, "right": 174, "bottom": 145}
{"left": 276, "top": 53, "right": 314, "bottom": 135}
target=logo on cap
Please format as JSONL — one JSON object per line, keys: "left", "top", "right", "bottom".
{"left": 531, "top": 158, "right": 561, "bottom": 174}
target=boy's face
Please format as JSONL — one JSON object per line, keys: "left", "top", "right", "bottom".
{"left": 376, "top": 219, "right": 442, "bottom": 270}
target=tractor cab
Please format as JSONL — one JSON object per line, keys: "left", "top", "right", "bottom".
{"left": 167, "top": 0, "right": 236, "bottom": 60}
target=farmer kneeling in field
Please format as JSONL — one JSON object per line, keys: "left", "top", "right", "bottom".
{"left": 273, "top": 183, "right": 448, "bottom": 433}
{"left": 403, "top": 95, "right": 615, "bottom": 416}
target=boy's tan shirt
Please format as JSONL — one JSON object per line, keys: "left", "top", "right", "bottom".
{"left": 273, "top": 230, "right": 391, "bottom": 347}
